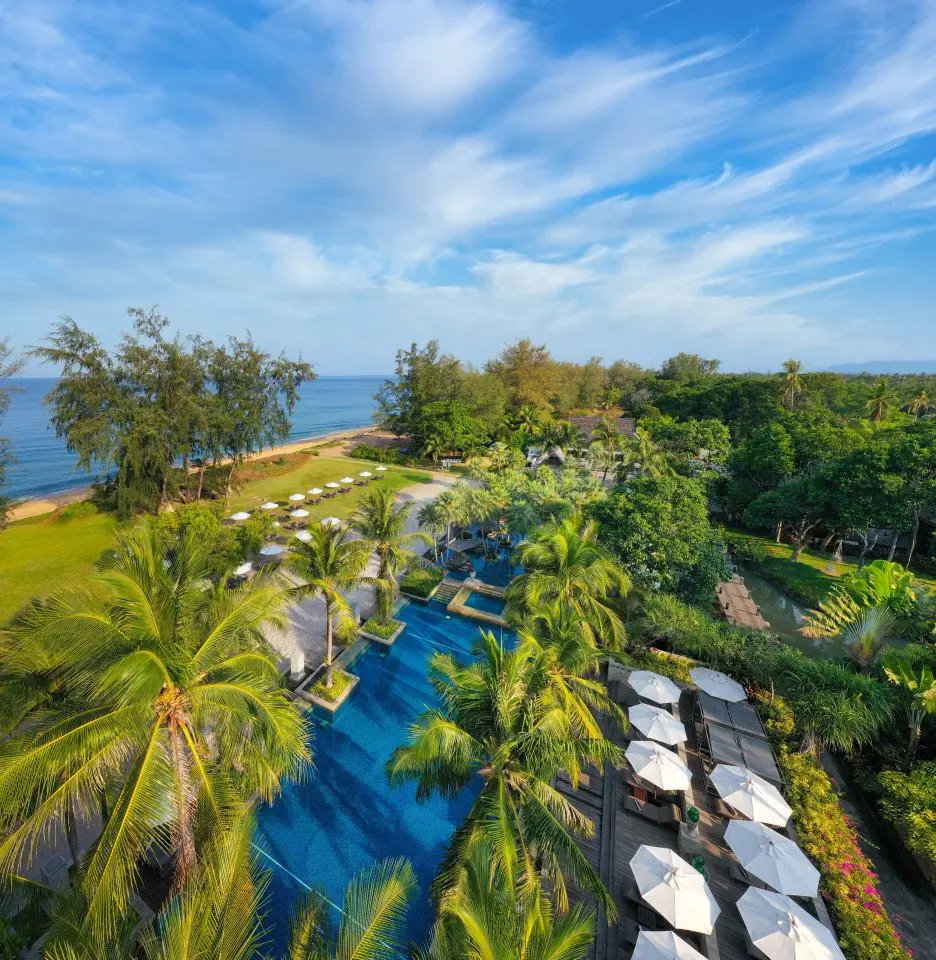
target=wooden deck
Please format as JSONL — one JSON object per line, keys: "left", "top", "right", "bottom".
{"left": 715, "top": 575, "right": 770, "bottom": 631}
{"left": 556, "top": 667, "right": 834, "bottom": 960}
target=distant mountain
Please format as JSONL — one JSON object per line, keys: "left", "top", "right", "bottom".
{"left": 823, "top": 360, "right": 936, "bottom": 374}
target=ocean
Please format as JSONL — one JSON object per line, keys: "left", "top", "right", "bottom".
{"left": 1, "top": 376, "right": 385, "bottom": 502}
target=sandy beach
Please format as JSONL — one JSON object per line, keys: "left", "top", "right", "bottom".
{"left": 8, "top": 425, "right": 405, "bottom": 522}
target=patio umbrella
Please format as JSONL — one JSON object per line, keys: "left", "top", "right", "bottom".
{"left": 308, "top": 488, "right": 324, "bottom": 496}
{"left": 358, "top": 471, "right": 372, "bottom": 478}
{"left": 626, "top": 740, "right": 692, "bottom": 791}
{"left": 233, "top": 562, "right": 252, "bottom": 576}
{"left": 321, "top": 517, "right": 340, "bottom": 528}
{"left": 710, "top": 764, "right": 791, "bottom": 826}
{"left": 294, "top": 530, "right": 312, "bottom": 543}
{"left": 260, "top": 502, "right": 279, "bottom": 510}
{"left": 258, "top": 544, "right": 285, "bottom": 560}
{"left": 629, "top": 670, "right": 682, "bottom": 705}
{"left": 632, "top": 931, "right": 706, "bottom": 960}
{"left": 629, "top": 846, "right": 720, "bottom": 934}
{"left": 628, "top": 703, "right": 688, "bottom": 746}
{"left": 339, "top": 476, "right": 354, "bottom": 484}
{"left": 290, "top": 509, "right": 309, "bottom": 519}
{"left": 325, "top": 482, "right": 340, "bottom": 489}
{"left": 289, "top": 493, "right": 305, "bottom": 503}
{"left": 725, "top": 821, "right": 819, "bottom": 896}
{"left": 737, "top": 888, "right": 845, "bottom": 960}
{"left": 230, "top": 511, "right": 251, "bottom": 522}
{"left": 375, "top": 466, "right": 387, "bottom": 472}
{"left": 690, "top": 667, "right": 746, "bottom": 703}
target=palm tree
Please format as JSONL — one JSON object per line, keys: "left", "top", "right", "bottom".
{"left": 0, "top": 522, "right": 310, "bottom": 947}
{"left": 417, "top": 500, "right": 447, "bottom": 562}
{"left": 515, "top": 405, "right": 542, "bottom": 436}
{"left": 623, "top": 428, "right": 674, "bottom": 478}
{"left": 883, "top": 655, "right": 936, "bottom": 759}
{"left": 289, "top": 523, "right": 375, "bottom": 688}
{"left": 907, "top": 391, "right": 930, "bottom": 419}
{"left": 780, "top": 359, "right": 803, "bottom": 411}
{"left": 840, "top": 606, "right": 895, "bottom": 671}
{"left": 348, "top": 488, "right": 432, "bottom": 622}
{"left": 506, "top": 510, "right": 631, "bottom": 650}
{"left": 866, "top": 378, "right": 898, "bottom": 423}
{"left": 590, "top": 416, "right": 621, "bottom": 456}
{"left": 422, "top": 840, "right": 595, "bottom": 960}
{"left": 387, "top": 631, "right": 621, "bottom": 917}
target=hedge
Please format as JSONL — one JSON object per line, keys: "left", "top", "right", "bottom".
{"left": 400, "top": 565, "right": 444, "bottom": 599}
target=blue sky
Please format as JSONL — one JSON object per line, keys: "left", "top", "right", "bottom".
{"left": 2, "top": 0, "right": 936, "bottom": 375}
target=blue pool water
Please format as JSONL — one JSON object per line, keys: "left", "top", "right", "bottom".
{"left": 254, "top": 601, "right": 511, "bottom": 951}
{"left": 464, "top": 591, "right": 506, "bottom": 616}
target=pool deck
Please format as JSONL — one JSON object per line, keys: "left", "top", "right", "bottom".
{"left": 446, "top": 584, "right": 509, "bottom": 628}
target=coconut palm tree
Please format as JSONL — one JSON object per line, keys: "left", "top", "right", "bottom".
{"left": 866, "top": 378, "right": 898, "bottom": 423}
{"left": 348, "top": 488, "right": 432, "bottom": 622}
{"left": 289, "top": 523, "right": 376, "bottom": 689}
{"left": 590, "top": 416, "right": 621, "bottom": 456}
{"left": 0, "top": 522, "right": 310, "bottom": 947}
{"left": 907, "top": 391, "right": 930, "bottom": 419}
{"left": 417, "top": 500, "right": 448, "bottom": 562}
{"left": 506, "top": 510, "right": 631, "bottom": 650}
{"left": 515, "top": 405, "right": 542, "bottom": 436}
{"left": 623, "top": 428, "right": 674, "bottom": 478}
{"left": 883, "top": 654, "right": 936, "bottom": 759}
{"left": 387, "top": 631, "right": 621, "bottom": 917}
{"left": 780, "top": 359, "right": 803, "bottom": 411}
{"left": 422, "top": 840, "right": 595, "bottom": 960}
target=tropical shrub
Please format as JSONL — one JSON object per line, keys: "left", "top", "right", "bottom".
{"left": 878, "top": 762, "right": 936, "bottom": 867}
{"left": 57, "top": 500, "right": 99, "bottom": 522}
{"left": 400, "top": 565, "right": 443, "bottom": 599}
{"left": 349, "top": 443, "right": 406, "bottom": 465}
{"left": 723, "top": 530, "right": 769, "bottom": 564}
{"left": 361, "top": 617, "right": 401, "bottom": 640}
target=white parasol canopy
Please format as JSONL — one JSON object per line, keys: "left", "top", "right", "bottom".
{"left": 710, "top": 764, "right": 791, "bottom": 826}
{"left": 321, "top": 517, "right": 340, "bottom": 528}
{"left": 325, "top": 481, "right": 340, "bottom": 489}
{"left": 258, "top": 544, "right": 285, "bottom": 558}
{"left": 632, "top": 931, "right": 706, "bottom": 960}
{"left": 725, "top": 820, "right": 819, "bottom": 896}
{"left": 358, "top": 471, "right": 372, "bottom": 477}
{"left": 375, "top": 466, "right": 387, "bottom": 472}
{"left": 308, "top": 488, "right": 323, "bottom": 495}
{"left": 260, "top": 502, "right": 279, "bottom": 510}
{"left": 294, "top": 530, "right": 312, "bottom": 543}
{"left": 339, "top": 476, "right": 354, "bottom": 484}
{"left": 626, "top": 740, "right": 692, "bottom": 791}
{"left": 737, "top": 888, "right": 846, "bottom": 960}
{"left": 629, "top": 670, "right": 682, "bottom": 705}
{"left": 690, "top": 667, "right": 746, "bottom": 702}
{"left": 230, "top": 512, "right": 251, "bottom": 521}
{"left": 628, "top": 703, "right": 688, "bottom": 745}
{"left": 233, "top": 562, "right": 252, "bottom": 576}
{"left": 288, "top": 493, "right": 305, "bottom": 502}
{"left": 289, "top": 509, "right": 309, "bottom": 519}
{"left": 629, "top": 846, "right": 720, "bottom": 934}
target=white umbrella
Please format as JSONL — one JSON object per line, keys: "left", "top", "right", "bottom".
{"left": 339, "top": 476, "right": 354, "bottom": 484}
{"left": 260, "top": 502, "right": 279, "bottom": 510}
{"left": 737, "top": 888, "right": 846, "bottom": 960}
{"left": 308, "top": 488, "right": 324, "bottom": 496}
{"left": 233, "top": 562, "right": 252, "bottom": 576}
{"left": 628, "top": 703, "right": 688, "bottom": 746}
{"left": 358, "top": 471, "right": 372, "bottom": 477}
{"left": 632, "top": 931, "right": 706, "bottom": 960}
{"left": 375, "top": 466, "right": 387, "bottom": 472}
{"left": 325, "top": 482, "right": 340, "bottom": 489}
{"left": 321, "top": 517, "right": 340, "bottom": 528}
{"left": 710, "top": 764, "right": 792, "bottom": 826}
{"left": 289, "top": 493, "right": 305, "bottom": 502}
{"left": 290, "top": 509, "right": 309, "bottom": 519}
{"left": 629, "top": 670, "right": 682, "bottom": 705}
{"left": 259, "top": 544, "right": 285, "bottom": 558}
{"left": 725, "top": 820, "right": 819, "bottom": 896}
{"left": 294, "top": 530, "right": 312, "bottom": 543}
{"left": 626, "top": 740, "right": 692, "bottom": 791}
{"left": 690, "top": 667, "right": 746, "bottom": 703}
{"left": 629, "top": 846, "right": 720, "bottom": 934}
{"left": 230, "top": 511, "right": 251, "bottom": 522}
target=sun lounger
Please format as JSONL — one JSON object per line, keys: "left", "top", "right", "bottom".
{"left": 623, "top": 793, "right": 681, "bottom": 828}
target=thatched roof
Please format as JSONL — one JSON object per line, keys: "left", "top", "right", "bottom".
{"left": 569, "top": 416, "right": 636, "bottom": 444}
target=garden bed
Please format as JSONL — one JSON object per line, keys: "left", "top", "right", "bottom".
{"left": 358, "top": 617, "right": 406, "bottom": 646}
{"left": 298, "top": 667, "right": 359, "bottom": 714}
{"left": 399, "top": 565, "right": 444, "bottom": 603}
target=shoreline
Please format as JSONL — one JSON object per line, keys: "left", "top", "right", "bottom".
{"left": 8, "top": 424, "right": 396, "bottom": 522}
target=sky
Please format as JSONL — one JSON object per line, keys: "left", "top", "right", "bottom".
{"left": 2, "top": 0, "right": 936, "bottom": 376}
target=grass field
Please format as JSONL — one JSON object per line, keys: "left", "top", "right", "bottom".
{"left": 0, "top": 510, "right": 119, "bottom": 625}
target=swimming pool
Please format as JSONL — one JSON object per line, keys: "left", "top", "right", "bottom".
{"left": 254, "top": 602, "right": 509, "bottom": 950}
{"left": 463, "top": 591, "right": 507, "bottom": 616}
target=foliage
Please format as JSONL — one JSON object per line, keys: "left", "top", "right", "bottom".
{"left": 0, "top": 339, "right": 24, "bottom": 525}
{"left": 644, "top": 415, "right": 732, "bottom": 464}
{"left": 878, "top": 763, "right": 936, "bottom": 867}
{"left": 400, "top": 565, "right": 444, "bottom": 598}
{"left": 412, "top": 400, "right": 489, "bottom": 459}
{"left": 723, "top": 530, "right": 769, "bottom": 564}
{"left": 590, "top": 475, "right": 730, "bottom": 603}
{"left": 361, "top": 617, "right": 401, "bottom": 640}
{"left": 57, "top": 500, "right": 100, "bottom": 522}
{"left": 308, "top": 669, "right": 355, "bottom": 703}
{"left": 349, "top": 443, "right": 406, "bottom": 465}
{"left": 658, "top": 352, "right": 720, "bottom": 385}
{"left": 882, "top": 655, "right": 936, "bottom": 757}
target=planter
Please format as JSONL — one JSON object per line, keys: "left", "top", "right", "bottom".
{"left": 358, "top": 618, "right": 406, "bottom": 647}
{"left": 400, "top": 581, "right": 440, "bottom": 604}
{"left": 297, "top": 667, "right": 360, "bottom": 715}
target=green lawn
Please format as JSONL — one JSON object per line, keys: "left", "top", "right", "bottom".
{"left": 228, "top": 455, "right": 438, "bottom": 522}
{"left": 0, "top": 511, "right": 119, "bottom": 625}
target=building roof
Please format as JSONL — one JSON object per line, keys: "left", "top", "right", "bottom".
{"left": 569, "top": 415, "right": 636, "bottom": 443}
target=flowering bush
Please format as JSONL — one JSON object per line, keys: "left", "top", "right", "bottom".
{"left": 779, "top": 749, "right": 909, "bottom": 960}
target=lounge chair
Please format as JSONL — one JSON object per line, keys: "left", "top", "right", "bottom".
{"left": 623, "top": 793, "right": 681, "bottom": 828}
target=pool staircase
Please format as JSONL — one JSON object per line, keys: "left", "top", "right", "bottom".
{"left": 433, "top": 579, "right": 463, "bottom": 605}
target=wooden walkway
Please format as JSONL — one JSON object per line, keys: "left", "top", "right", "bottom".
{"left": 716, "top": 574, "right": 770, "bottom": 631}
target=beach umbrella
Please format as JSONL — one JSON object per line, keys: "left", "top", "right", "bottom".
{"left": 375, "top": 466, "right": 387, "bottom": 472}
{"left": 230, "top": 512, "right": 251, "bottom": 522}
{"left": 321, "top": 517, "right": 340, "bottom": 528}
{"left": 628, "top": 703, "right": 687, "bottom": 746}
{"left": 632, "top": 931, "right": 706, "bottom": 960}
{"left": 290, "top": 509, "right": 309, "bottom": 519}
{"left": 358, "top": 471, "right": 372, "bottom": 478}
{"left": 258, "top": 544, "right": 285, "bottom": 560}
{"left": 710, "top": 764, "right": 791, "bottom": 826}
{"left": 339, "top": 476, "right": 354, "bottom": 484}
{"left": 626, "top": 740, "right": 692, "bottom": 792}
{"left": 629, "top": 846, "right": 720, "bottom": 934}
{"left": 725, "top": 821, "right": 819, "bottom": 897}
{"left": 273, "top": 521, "right": 281, "bottom": 527}
{"left": 690, "top": 667, "right": 746, "bottom": 703}
{"left": 325, "top": 482, "right": 340, "bottom": 489}
{"left": 737, "top": 888, "right": 845, "bottom": 960}
{"left": 233, "top": 562, "right": 252, "bottom": 576}
{"left": 308, "top": 488, "right": 324, "bottom": 496}
{"left": 260, "top": 502, "right": 279, "bottom": 510}
{"left": 288, "top": 494, "right": 305, "bottom": 504}
{"left": 629, "top": 670, "right": 682, "bottom": 705}
{"left": 294, "top": 530, "right": 312, "bottom": 543}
